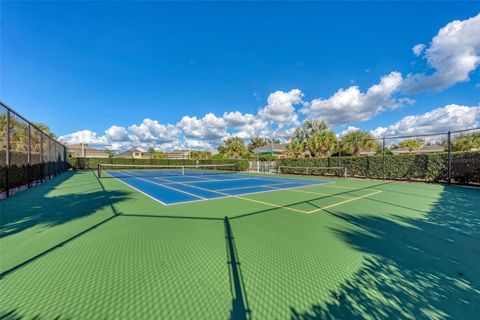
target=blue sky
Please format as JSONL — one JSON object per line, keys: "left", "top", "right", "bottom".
{"left": 1, "top": 1, "right": 479, "bottom": 150}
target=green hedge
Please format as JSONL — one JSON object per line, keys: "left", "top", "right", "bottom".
{"left": 1, "top": 150, "right": 66, "bottom": 194}
{"left": 451, "top": 151, "right": 480, "bottom": 184}
{"left": 197, "top": 159, "right": 249, "bottom": 171}
{"left": 278, "top": 151, "right": 480, "bottom": 184}
{"left": 67, "top": 157, "right": 250, "bottom": 172}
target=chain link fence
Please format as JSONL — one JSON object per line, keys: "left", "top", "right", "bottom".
{"left": 279, "top": 127, "right": 480, "bottom": 185}
{"left": 1, "top": 102, "right": 68, "bottom": 199}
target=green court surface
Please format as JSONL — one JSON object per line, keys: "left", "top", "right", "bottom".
{"left": 1, "top": 171, "right": 479, "bottom": 319}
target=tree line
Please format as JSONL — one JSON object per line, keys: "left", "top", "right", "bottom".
{"left": 0, "top": 112, "right": 57, "bottom": 154}
{"left": 143, "top": 120, "right": 480, "bottom": 160}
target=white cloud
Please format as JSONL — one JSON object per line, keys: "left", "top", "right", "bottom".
{"left": 223, "top": 111, "right": 256, "bottom": 128}
{"left": 339, "top": 126, "right": 360, "bottom": 137}
{"left": 58, "top": 130, "right": 107, "bottom": 146}
{"left": 105, "top": 141, "right": 134, "bottom": 151}
{"left": 177, "top": 113, "right": 226, "bottom": 140}
{"left": 371, "top": 104, "right": 480, "bottom": 137}
{"left": 154, "top": 141, "right": 184, "bottom": 151}
{"left": 412, "top": 43, "right": 426, "bottom": 56}
{"left": 258, "top": 89, "right": 303, "bottom": 126}
{"left": 404, "top": 13, "right": 480, "bottom": 92}
{"left": 302, "top": 72, "right": 411, "bottom": 125}
{"left": 105, "top": 125, "right": 129, "bottom": 142}
{"left": 223, "top": 111, "right": 269, "bottom": 140}
{"left": 265, "top": 126, "right": 296, "bottom": 141}
{"left": 129, "top": 118, "right": 180, "bottom": 143}
{"left": 184, "top": 139, "right": 214, "bottom": 150}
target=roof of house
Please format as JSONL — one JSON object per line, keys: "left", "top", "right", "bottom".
{"left": 67, "top": 144, "right": 102, "bottom": 151}
{"left": 253, "top": 144, "right": 287, "bottom": 154}
{"left": 116, "top": 147, "right": 149, "bottom": 157}
{"left": 359, "top": 150, "right": 377, "bottom": 155}
{"left": 421, "top": 145, "right": 445, "bottom": 152}
{"left": 68, "top": 144, "right": 109, "bottom": 157}
{"left": 167, "top": 149, "right": 189, "bottom": 155}
{"left": 166, "top": 149, "right": 190, "bottom": 159}
{"left": 392, "top": 145, "right": 444, "bottom": 154}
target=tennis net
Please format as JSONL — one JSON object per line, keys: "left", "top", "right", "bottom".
{"left": 278, "top": 166, "right": 347, "bottom": 178}
{"left": 98, "top": 163, "right": 239, "bottom": 178}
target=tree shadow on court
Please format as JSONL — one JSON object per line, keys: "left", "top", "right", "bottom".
{"left": 0, "top": 309, "right": 69, "bottom": 320}
{"left": 230, "top": 182, "right": 391, "bottom": 221}
{"left": 290, "top": 186, "right": 480, "bottom": 319}
{"left": 0, "top": 171, "right": 129, "bottom": 238}
{"left": 224, "top": 217, "right": 251, "bottom": 320}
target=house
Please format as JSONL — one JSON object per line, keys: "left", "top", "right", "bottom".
{"left": 392, "top": 145, "right": 444, "bottom": 154}
{"left": 166, "top": 149, "right": 190, "bottom": 159}
{"left": 116, "top": 147, "right": 150, "bottom": 159}
{"left": 68, "top": 144, "right": 109, "bottom": 158}
{"left": 419, "top": 145, "right": 445, "bottom": 153}
{"left": 252, "top": 144, "right": 288, "bottom": 158}
{"left": 358, "top": 150, "right": 377, "bottom": 156}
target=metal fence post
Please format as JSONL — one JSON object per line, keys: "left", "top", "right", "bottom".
{"left": 64, "top": 145, "right": 67, "bottom": 171}
{"left": 382, "top": 137, "right": 386, "bottom": 181}
{"left": 447, "top": 131, "right": 452, "bottom": 184}
{"left": 27, "top": 123, "right": 31, "bottom": 187}
{"left": 5, "top": 109, "right": 10, "bottom": 197}
{"left": 48, "top": 138, "right": 51, "bottom": 179}
{"left": 338, "top": 140, "right": 342, "bottom": 168}
{"left": 40, "top": 133, "right": 44, "bottom": 181}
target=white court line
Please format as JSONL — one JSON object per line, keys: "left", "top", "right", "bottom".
{"left": 109, "top": 172, "right": 167, "bottom": 206}
{"left": 154, "top": 175, "right": 315, "bottom": 194}
{"left": 160, "top": 176, "right": 259, "bottom": 184}
{"left": 162, "top": 181, "right": 334, "bottom": 206}
{"left": 161, "top": 175, "right": 325, "bottom": 186}
{"left": 307, "top": 190, "right": 383, "bottom": 214}
{"left": 154, "top": 176, "right": 231, "bottom": 197}
{"left": 115, "top": 170, "right": 333, "bottom": 206}
{"left": 122, "top": 173, "right": 207, "bottom": 200}
{"left": 234, "top": 196, "right": 309, "bottom": 214}
{"left": 283, "top": 188, "right": 354, "bottom": 199}
{"left": 175, "top": 174, "right": 217, "bottom": 181}
{"left": 216, "top": 181, "right": 308, "bottom": 192}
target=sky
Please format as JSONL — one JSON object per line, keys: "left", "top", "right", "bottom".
{"left": 1, "top": 1, "right": 480, "bottom": 151}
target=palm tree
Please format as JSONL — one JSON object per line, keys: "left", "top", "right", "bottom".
{"left": 341, "top": 130, "right": 379, "bottom": 155}
{"left": 305, "top": 131, "right": 338, "bottom": 157}
{"left": 451, "top": 132, "right": 480, "bottom": 151}
{"left": 288, "top": 120, "right": 336, "bottom": 157}
{"left": 10, "top": 116, "right": 29, "bottom": 152}
{"left": 316, "top": 130, "right": 338, "bottom": 156}
{"left": 247, "top": 137, "right": 268, "bottom": 153}
{"left": 32, "top": 122, "right": 55, "bottom": 138}
{"left": 286, "top": 140, "right": 303, "bottom": 158}
{"left": 291, "top": 127, "right": 306, "bottom": 146}
{"left": 398, "top": 139, "right": 423, "bottom": 152}
{"left": 223, "top": 137, "right": 248, "bottom": 159}
{"left": 302, "top": 120, "right": 329, "bottom": 139}
{"left": 190, "top": 151, "right": 212, "bottom": 160}
{"left": 0, "top": 113, "right": 7, "bottom": 149}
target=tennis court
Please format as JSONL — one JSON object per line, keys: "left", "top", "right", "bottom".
{"left": 99, "top": 164, "right": 331, "bottom": 205}
{"left": 1, "top": 168, "right": 479, "bottom": 319}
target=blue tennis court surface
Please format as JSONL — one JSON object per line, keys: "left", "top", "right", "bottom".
{"left": 106, "top": 171, "right": 330, "bottom": 205}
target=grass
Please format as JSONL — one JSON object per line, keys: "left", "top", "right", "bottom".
{"left": 1, "top": 170, "right": 479, "bottom": 319}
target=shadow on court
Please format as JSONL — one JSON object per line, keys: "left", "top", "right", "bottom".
{"left": 0, "top": 309, "right": 68, "bottom": 320}
{"left": 0, "top": 171, "right": 129, "bottom": 278}
{"left": 229, "top": 181, "right": 391, "bottom": 220}
{"left": 2, "top": 170, "right": 479, "bottom": 319}
{"left": 224, "top": 217, "right": 251, "bottom": 320}
{"left": 0, "top": 171, "right": 128, "bottom": 238}
{"left": 289, "top": 186, "right": 480, "bottom": 319}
